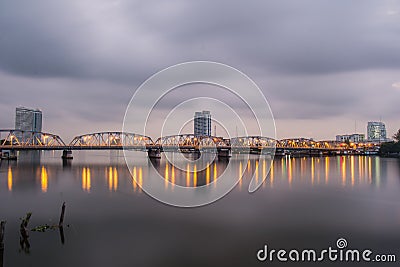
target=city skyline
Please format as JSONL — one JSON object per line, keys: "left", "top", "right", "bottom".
{"left": 0, "top": 1, "right": 399, "bottom": 141}
{"left": 0, "top": 105, "right": 395, "bottom": 143}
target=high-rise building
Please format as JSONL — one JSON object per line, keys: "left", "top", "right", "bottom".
{"left": 15, "top": 107, "right": 42, "bottom": 141}
{"left": 367, "top": 121, "right": 386, "bottom": 142}
{"left": 194, "top": 111, "right": 211, "bottom": 136}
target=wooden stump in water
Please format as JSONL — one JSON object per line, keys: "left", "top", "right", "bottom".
{"left": 59, "top": 202, "right": 66, "bottom": 245}
{"left": 59, "top": 202, "right": 66, "bottom": 227}
{"left": 20, "top": 213, "right": 31, "bottom": 253}
{"left": 0, "top": 221, "right": 5, "bottom": 267}
{"left": 0, "top": 221, "right": 5, "bottom": 249}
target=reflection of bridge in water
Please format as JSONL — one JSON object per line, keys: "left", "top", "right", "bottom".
{"left": 3, "top": 156, "right": 384, "bottom": 194}
{"left": 0, "top": 129, "right": 379, "bottom": 160}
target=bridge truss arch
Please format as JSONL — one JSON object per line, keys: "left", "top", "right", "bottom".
{"left": 278, "top": 138, "right": 332, "bottom": 149}
{"left": 0, "top": 129, "right": 66, "bottom": 147}
{"left": 230, "top": 136, "right": 277, "bottom": 148}
{"left": 155, "top": 134, "right": 229, "bottom": 149}
{"left": 69, "top": 132, "right": 154, "bottom": 148}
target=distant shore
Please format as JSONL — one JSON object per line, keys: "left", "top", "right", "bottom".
{"left": 379, "top": 153, "right": 400, "bottom": 158}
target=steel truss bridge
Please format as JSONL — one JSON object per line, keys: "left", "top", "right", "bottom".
{"left": 0, "top": 129, "right": 374, "bottom": 158}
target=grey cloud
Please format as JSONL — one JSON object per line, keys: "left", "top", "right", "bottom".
{"left": 0, "top": 0, "right": 162, "bottom": 83}
{"left": 2, "top": 0, "right": 400, "bottom": 82}
{"left": 129, "top": 0, "right": 400, "bottom": 74}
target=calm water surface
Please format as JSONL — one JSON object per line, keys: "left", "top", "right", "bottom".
{"left": 1, "top": 151, "right": 400, "bottom": 266}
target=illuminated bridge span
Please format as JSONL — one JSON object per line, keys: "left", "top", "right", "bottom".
{"left": 1, "top": 129, "right": 374, "bottom": 159}
{"left": 0, "top": 129, "right": 66, "bottom": 149}
{"left": 230, "top": 136, "right": 276, "bottom": 154}
{"left": 229, "top": 137, "right": 338, "bottom": 150}
{"left": 0, "top": 130, "right": 153, "bottom": 150}
{"left": 0, "top": 130, "right": 159, "bottom": 159}
{"left": 69, "top": 132, "right": 153, "bottom": 149}
{"left": 155, "top": 134, "right": 229, "bottom": 149}
{"left": 152, "top": 134, "right": 231, "bottom": 157}
{"left": 278, "top": 138, "right": 337, "bottom": 150}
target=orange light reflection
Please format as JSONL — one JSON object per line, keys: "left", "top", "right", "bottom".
{"left": 41, "top": 166, "right": 48, "bottom": 193}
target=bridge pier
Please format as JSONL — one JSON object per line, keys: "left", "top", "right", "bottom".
{"left": 61, "top": 150, "right": 73, "bottom": 160}
{"left": 0, "top": 150, "right": 17, "bottom": 160}
{"left": 62, "top": 158, "right": 72, "bottom": 168}
{"left": 250, "top": 147, "right": 260, "bottom": 155}
{"left": 275, "top": 148, "right": 285, "bottom": 157}
{"left": 217, "top": 148, "right": 231, "bottom": 159}
{"left": 309, "top": 149, "right": 323, "bottom": 156}
{"left": 147, "top": 147, "right": 161, "bottom": 159}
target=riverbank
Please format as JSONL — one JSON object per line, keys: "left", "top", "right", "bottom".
{"left": 379, "top": 141, "right": 400, "bottom": 158}
{"left": 379, "top": 153, "right": 400, "bottom": 158}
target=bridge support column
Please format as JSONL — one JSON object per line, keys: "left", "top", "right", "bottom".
{"left": 309, "top": 150, "right": 323, "bottom": 156}
{"left": 147, "top": 147, "right": 161, "bottom": 159}
{"left": 0, "top": 150, "right": 17, "bottom": 160}
{"left": 275, "top": 148, "right": 285, "bottom": 157}
{"left": 250, "top": 147, "right": 260, "bottom": 155}
{"left": 217, "top": 148, "right": 231, "bottom": 159}
{"left": 61, "top": 150, "right": 73, "bottom": 160}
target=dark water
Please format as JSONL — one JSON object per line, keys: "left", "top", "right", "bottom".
{"left": 0, "top": 151, "right": 400, "bottom": 266}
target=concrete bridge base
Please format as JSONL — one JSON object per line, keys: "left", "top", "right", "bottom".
{"left": 275, "top": 148, "right": 286, "bottom": 157}
{"left": 309, "top": 150, "right": 323, "bottom": 156}
{"left": 147, "top": 148, "right": 161, "bottom": 159}
{"left": 61, "top": 150, "right": 73, "bottom": 160}
{"left": 217, "top": 148, "right": 232, "bottom": 159}
{"left": 0, "top": 150, "right": 17, "bottom": 160}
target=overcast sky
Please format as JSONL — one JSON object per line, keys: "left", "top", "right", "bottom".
{"left": 1, "top": 0, "right": 400, "bottom": 141}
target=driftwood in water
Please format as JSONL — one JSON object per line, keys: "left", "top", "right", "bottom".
{"left": 59, "top": 202, "right": 66, "bottom": 227}
{"left": 30, "top": 202, "right": 67, "bottom": 244}
{"left": 31, "top": 202, "right": 67, "bottom": 232}
{"left": 20, "top": 213, "right": 31, "bottom": 238}
{"left": 0, "top": 221, "right": 5, "bottom": 267}
{"left": 58, "top": 202, "right": 66, "bottom": 244}
{"left": 59, "top": 226, "right": 65, "bottom": 245}
{"left": 16, "top": 202, "right": 68, "bottom": 254}
{"left": 0, "top": 221, "right": 5, "bottom": 249}
{"left": 20, "top": 213, "right": 31, "bottom": 253}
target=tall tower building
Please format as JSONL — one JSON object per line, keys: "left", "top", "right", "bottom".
{"left": 194, "top": 111, "right": 211, "bottom": 136}
{"left": 15, "top": 107, "right": 42, "bottom": 141}
{"left": 367, "top": 121, "right": 386, "bottom": 142}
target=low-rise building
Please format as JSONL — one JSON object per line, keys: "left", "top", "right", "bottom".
{"left": 336, "top": 133, "right": 365, "bottom": 143}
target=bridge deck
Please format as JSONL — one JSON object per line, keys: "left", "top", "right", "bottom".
{"left": 0, "top": 145, "right": 343, "bottom": 151}
{"left": 0, "top": 145, "right": 147, "bottom": 151}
